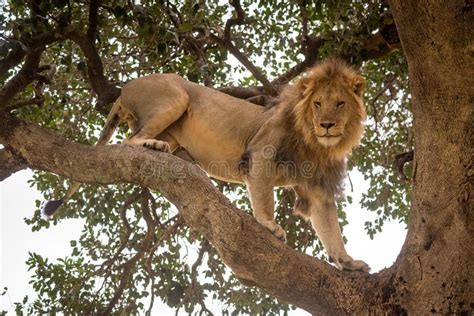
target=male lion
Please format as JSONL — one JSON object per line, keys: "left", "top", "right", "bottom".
{"left": 44, "top": 58, "right": 369, "bottom": 272}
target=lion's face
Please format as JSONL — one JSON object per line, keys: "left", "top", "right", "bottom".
{"left": 308, "top": 82, "right": 364, "bottom": 147}
{"left": 284, "top": 59, "right": 367, "bottom": 159}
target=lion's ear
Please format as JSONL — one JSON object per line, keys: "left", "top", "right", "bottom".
{"left": 297, "top": 77, "right": 313, "bottom": 96}
{"left": 352, "top": 75, "right": 366, "bottom": 97}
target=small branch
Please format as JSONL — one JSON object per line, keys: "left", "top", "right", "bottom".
{"left": 359, "top": 12, "right": 401, "bottom": 61}
{"left": 100, "top": 189, "right": 156, "bottom": 315}
{"left": 245, "top": 94, "right": 277, "bottom": 106}
{"left": 64, "top": 26, "right": 120, "bottom": 112}
{"left": 0, "top": 148, "right": 28, "bottom": 181}
{"left": 145, "top": 216, "right": 183, "bottom": 315}
{"left": 0, "top": 47, "right": 26, "bottom": 79}
{"left": 96, "top": 190, "right": 141, "bottom": 276}
{"left": 187, "top": 240, "right": 213, "bottom": 315}
{"left": 395, "top": 150, "right": 414, "bottom": 181}
{"left": 209, "top": 0, "right": 276, "bottom": 95}
{"left": 0, "top": 48, "right": 43, "bottom": 107}
{"left": 0, "top": 29, "right": 60, "bottom": 108}
{"left": 271, "top": 36, "right": 327, "bottom": 86}
{"left": 370, "top": 75, "right": 397, "bottom": 135}
{"left": 272, "top": 11, "right": 400, "bottom": 86}
{"left": 6, "top": 65, "right": 55, "bottom": 111}
{"left": 224, "top": 0, "right": 245, "bottom": 41}
{"left": 210, "top": 34, "right": 277, "bottom": 95}
{"left": 0, "top": 24, "right": 61, "bottom": 78}
{"left": 6, "top": 96, "right": 43, "bottom": 111}
{"left": 299, "top": 0, "right": 309, "bottom": 54}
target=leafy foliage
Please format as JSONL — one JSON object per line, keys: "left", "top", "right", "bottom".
{"left": 1, "top": 0, "right": 411, "bottom": 314}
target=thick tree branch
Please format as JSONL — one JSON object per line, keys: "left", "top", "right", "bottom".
{"left": 0, "top": 110, "right": 384, "bottom": 314}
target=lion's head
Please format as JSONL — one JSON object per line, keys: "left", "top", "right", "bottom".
{"left": 279, "top": 59, "right": 366, "bottom": 160}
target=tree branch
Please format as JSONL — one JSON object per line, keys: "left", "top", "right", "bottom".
{"left": 209, "top": 0, "right": 277, "bottom": 95}
{"left": 271, "top": 36, "right": 327, "bottom": 86}
{"left": 0, "top": 46, "right": 26, "bottom": 80}
{"left": 272, "top": 11, "right": 401, "bottom": 86}
{"left": 87, "top": 0, "right": 100, "bottom": 41}
{"left": 63, "top": 26, "right": 120, "bottom": 112}
{"left": 0, "top": 110, "right": 385, "bottom": 314}
{"left": 210, "top": 34, "right": 277, "bottom": 95}
{"left": 0, "top": 48, "right": 43, "bottom": 107}
{"left": 394, "top": 150, "right": 414, "bottom": 181}
{"left": 0, "top": 147, "right": 28, "bottom": 181}
{"left": 224, "top": 0, "right": 245, "bottom": 41}
{"left": 0, "top": 28, "right": 62, "bottom": 109}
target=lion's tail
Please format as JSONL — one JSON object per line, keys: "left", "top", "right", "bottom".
{"left": 42, "top": 98, "right": 123, "bottom": 217}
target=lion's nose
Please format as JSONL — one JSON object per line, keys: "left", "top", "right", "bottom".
{"left": 320, "top": 122, "right": 335, "bottom": 129}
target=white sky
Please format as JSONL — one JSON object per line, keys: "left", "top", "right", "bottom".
{"left": 0, "top": 169, "right": 407, "bottom": 315}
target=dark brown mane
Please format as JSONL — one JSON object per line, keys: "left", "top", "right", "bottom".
{"left": 274, "top": 105, "right": 346, "bottom": 196}
{"left": 270, "top": 58, "right": 366, "bottom": 194}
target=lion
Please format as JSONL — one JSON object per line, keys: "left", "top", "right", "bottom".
{"left": 44, "top": 58, "right": 369, "bottom": 272}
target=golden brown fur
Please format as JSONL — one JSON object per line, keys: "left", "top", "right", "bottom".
{"left": 48, "top": 58, "right": 370, "bottom": 272}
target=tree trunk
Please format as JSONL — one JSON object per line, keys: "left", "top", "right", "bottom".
{"left": 379, "top": 1, "right": 473, "bottom": 314}
{"left": 0, "top": 1, "right": 472, "bottom": 314}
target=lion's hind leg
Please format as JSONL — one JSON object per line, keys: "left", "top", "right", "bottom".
{"left": 121, "top": 82, "right": 189, "bottom": 153}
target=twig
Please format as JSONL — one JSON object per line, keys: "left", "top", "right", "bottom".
{"left": 95, "top": 190, "right": 141, "bottom": 276}
{"left": 370, "top": 75, "right": 397, "bottom": 139}
{"left": 100, "top": 189, "right": 157, "bottom": 315}
{"left": 211, "top": 0, "right": 276, "bottom": 95}
{"left": 177, "top": 240, "right": 213, "bottom": 315}
{"left": 145, "top": 216, "right": 184, "bottom": 315}
{"left": 299, "top": 0, "right": 309, "bottom": 54}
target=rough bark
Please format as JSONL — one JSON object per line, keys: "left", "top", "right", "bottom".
{"left": 386, "top": 0, "right": 474, "bottom": 314}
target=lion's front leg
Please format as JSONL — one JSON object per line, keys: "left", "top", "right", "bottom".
{"left": 308, "top": 188, "right": 370, "bottom": 272}
{"left": 246, "top": 178, "right": 286, "bottom": 242}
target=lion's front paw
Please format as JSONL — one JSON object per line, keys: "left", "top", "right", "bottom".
{"left": 143, "top": 140, "right": 171, "bottom": 152}
{"left": 330, "top": 254, "right": 370, "bottom": 273}
{"left": 258, "top": 220, "right": 287, "bottom": 242}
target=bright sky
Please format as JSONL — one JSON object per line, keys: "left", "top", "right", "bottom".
{"left": 0, "top": 168, "right": 407, "bottom": 314}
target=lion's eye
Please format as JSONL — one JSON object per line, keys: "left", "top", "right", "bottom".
{"left": 314, "top": 101, "right": 321, "bottom": 108}
{"left": 336, "top": 101, "right": 345, "bottom": 108}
